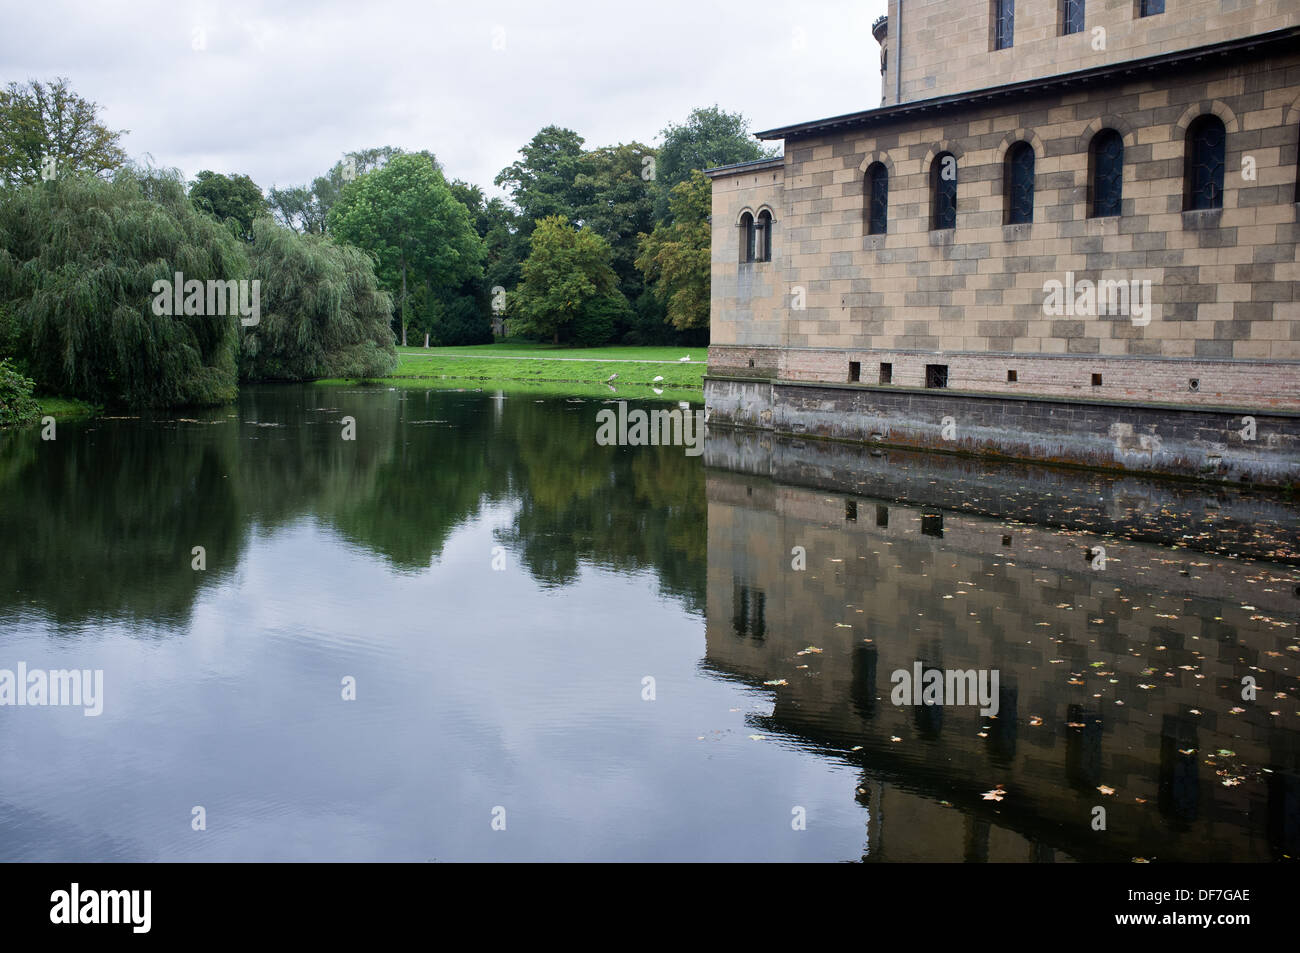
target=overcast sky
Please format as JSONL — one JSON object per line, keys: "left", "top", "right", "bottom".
{"left": 0, "top": 0, "right": 887, "bottom": 197}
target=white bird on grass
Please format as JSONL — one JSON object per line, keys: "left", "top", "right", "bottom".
{"left": 679, "top": 356, "right": 690, "bottom": 362}
{"left": 606, "top": 373, "right": 618, "bottom": 382}
{"left": 652, "top": 375, "right": 664, "bottom": 383}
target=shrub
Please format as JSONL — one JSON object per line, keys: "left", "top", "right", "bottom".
{"left": 0, "top": 358, "right": 39, "bottom": 425}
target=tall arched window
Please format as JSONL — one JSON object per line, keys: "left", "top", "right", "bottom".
{"left": 931, "top": 152, "right": 957, "bottom": 230}
{"left": 1185, "top": 115, "right": 1226, "bottom": 210}
{"left": 865, "top": 163, "right": 888, "bottom": 235}
{"left": 1005, "top": 142, "right": 1035, "bottom": 224}
{"left": 738, "top": 211, "right": 754, "bottom": 262}
{"left": 755, "top": 209, "right": 772, "bottom": 262}
{"left": 1090, "top": 129, "right": 1124, "bottom": 217}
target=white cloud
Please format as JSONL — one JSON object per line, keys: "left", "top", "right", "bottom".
{"left": 0, "top": 0, "right": 886, "bottom": 196}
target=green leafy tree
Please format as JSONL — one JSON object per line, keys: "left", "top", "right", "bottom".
{"left": 635, "top": 170, "right": 710, "bottom": 331}
{"left": 266, "top": 184, "right": 324, "bottom": 235}
{"left": 0, "top": 78, "right": 128, "bottom": 189}
{"left": 512, "top": 215, "right": 622, "bottom": 345}
{"left": 573, "top": 142, "right": 657, "bottom": 302}
{"left": 190, "top": 170, "right": 268, "bottom": 242}
{"left": 654, "top": 105, "right": 772, "bottom": 219}
{"left": 327, "top": 152, "right": 482, "bottom": 346}
{"left": 0, "top": 168, "right": 246, "bottom": 407}
{"left": 446, "top": 178, "right": 520, "bottom": 339}
{"left": 495, "top": 126, "right": 585, "bottom": 234}
{"left": 240, "top": 218, "right": 397, "bottom": 381}
{"left": 268, "top": 146, "right": 425, "bottom": 235}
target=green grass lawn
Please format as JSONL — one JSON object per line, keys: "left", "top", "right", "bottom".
{"left": 317, "top": 341, "right": 709, "bottom": 399}
{"left": 397, "top": 341, "right": 707, "bottom": 363}
{"left": 35, "top": 395, "right": 98, "bottom": 419}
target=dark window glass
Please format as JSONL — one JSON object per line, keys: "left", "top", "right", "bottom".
{"left": 755, "top": 210, "right": 772, "bottom": 262}
{"left": 1186, "top": 116, "right": 1226, "bottom": 211}
{"left": 1062, "top": 0, "right": 1084, "bottom": 34}
{"left": 932, "top": 153, "right": 957, "bottom": 230}
{"left": 739, "top": 212, "right": 754, "bottom": 262}
{"left": 1006, "top": 142, "right": 1034, "bottom": 224}
{"left": 1091, "top": 129, "right": 1124, "bottom": 217}
{"left": 994, "top": 0, "right": 1014, "bottom": 49}
{"left": 925, "top": 364, "right": 948, "bottom": 388}
{"left": 1140, "top": 0, "right": 1164, "bottom": 15}
{"left": 866, "top": 163, "right": 888, "bottom": 235}
{"left": 732, "top": 584, "right": 765, "bottom": 640}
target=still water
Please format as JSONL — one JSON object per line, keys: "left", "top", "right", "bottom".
{"left": 0, "top": 385, "right": 1296, "bottom": 861}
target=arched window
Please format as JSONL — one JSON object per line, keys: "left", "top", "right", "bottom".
{"left": 1185, "top": 115, "right": 1226, "bottom": 210}
{"left": 865, "top": 163, "right": 888, "bottom": 235}
{"left": 1005, "top": 142, "right": 1034, "bottom": 224}
{"left": 1090, "top": 129, "right": 1124, "bottom": 217}
{"left": 931, "top": 152, "right": 957, "bottom": 230}
{"left": 738, "top": 211, "right": 754, "bottom": 262}
{"left": 755, "top": 209, "right": 772, "bottom": 262}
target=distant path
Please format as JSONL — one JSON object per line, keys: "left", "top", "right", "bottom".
{"left": 400, "top": 353, "right": 705, "bottom": 364}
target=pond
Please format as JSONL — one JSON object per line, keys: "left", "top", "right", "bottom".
{"left": 0, "top": 384, "right": 1296, "bottom": 861}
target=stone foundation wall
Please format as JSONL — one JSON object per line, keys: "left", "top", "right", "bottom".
{"left": 704, "top": 375, "right": 1300, "bottom": 486}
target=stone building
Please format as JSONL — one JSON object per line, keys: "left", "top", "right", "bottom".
{"left": 704, "top": 0, "right": 1300, "bottom": 485}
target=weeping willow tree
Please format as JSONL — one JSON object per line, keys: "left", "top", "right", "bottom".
{"left": 0, "top": 168, "right": 247, "bottom": 407}
{"left": 240, "top": 219, "right": 397, "bottom": 381}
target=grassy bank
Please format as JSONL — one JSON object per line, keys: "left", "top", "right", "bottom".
{"left": 36, "top": 396, "right": 98, "bottom": 419}
{"left": 318, "top": 341, "right": 708, "bottom": 399}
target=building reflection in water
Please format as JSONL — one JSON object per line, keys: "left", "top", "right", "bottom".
{"left": 703, "top": 429, "right": 1300, "bottom": 861}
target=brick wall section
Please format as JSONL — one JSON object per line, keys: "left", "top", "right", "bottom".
{"left": 711, "top": 344, "right": 1299, "bottom": 407}
{"left": 708, "top": 44, "right": 1300, "bottom": 413}
{"left": 884, "top": 0, "right": 1300, "bottom": 105}
{"left": 705, "top": 377, "right": 1300, "bottom": 485}
{"left": 708, "top": 163, "right": 786, "bottom": 348}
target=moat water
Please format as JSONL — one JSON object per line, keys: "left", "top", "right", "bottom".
{"left": 0, "top": 384, "right": 1296, "bottom": 860}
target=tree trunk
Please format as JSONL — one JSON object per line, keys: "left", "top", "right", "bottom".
{"left": 424, "top": 333, "right": 429, "bottom": 348}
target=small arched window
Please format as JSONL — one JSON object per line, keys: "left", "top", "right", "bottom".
{"left": 931, "top": 152, "right": 957, "bottom": 230}
{"left": 1090, "top": 129, "right": 1124, "bottom": 217}
{"left": 865, "top": 163, "right": 888, "bottom": 235}
{"left": 1185, "top": 115, "right": 1226, "bottom": 210}
{"left": 1005, "top": 142, "right": 1034, "bottom": 224}
{"left": 738, "top": 211, "right": 754, "bottom": 263}
{"left": 755, "top": 209, "right": 772, "bottom": 262}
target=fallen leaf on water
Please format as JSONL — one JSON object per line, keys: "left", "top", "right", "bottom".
{"left": 763, "top": 679, "right": 788, "bottom": 687}
{"left": 1098, "top": 785, "right": 1115, "bottom": 796}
